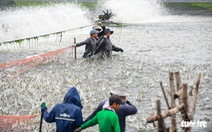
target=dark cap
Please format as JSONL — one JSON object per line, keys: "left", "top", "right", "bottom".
{"left": 104, "top": 28, "right": 114, "bottom": 35}
{"left": 109, "top": 95, "right": 122, "bottom": 105}
{"left": 90, "top": 29, "right": 97, "bottom": 35}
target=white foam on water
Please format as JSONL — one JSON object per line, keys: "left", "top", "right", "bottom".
{"left": 101, "top": 0, "right": 212, "bottom": 24}
{"left": 0, "top": 3, "right": 91, "bottom": 42}
{"left": 101, "top": 0, "right": 165, "bottom": 23}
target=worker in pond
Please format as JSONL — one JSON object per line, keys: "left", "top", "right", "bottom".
{"left": 94, "top": 28, "right": 124, "bottom": 58}
{"left": 41, "top": 87, "right": 83, "bottom": 132}
{"left": 72, "top": 29, "right": 98, "bottom": 58}
{"left": 83, "top": 90, "right": 137, "bottom": 132}
{"left": 93, "top": 22, "right": 106, "bottom": 38}
{"left": 74, "top": 95, "right": 122, "bottom": 132}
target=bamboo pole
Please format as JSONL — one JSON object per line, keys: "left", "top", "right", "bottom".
{"left": 175, "top": 71, "right": 181, "bottom": 91}
{"left": 160, "top": 82, "right": 171, "bottom": 109}
{"left": 146, "top": 104, "right": 184, "bottom": 123}
{"left": 180, "top": 84, "right": 190, "bottom": 119}
{"left": 157, "top": 100, "right": 167, "bottom": 132}
{"left": 191, "top": 73, "right": 201, "bottom": 120}
{"left": 74, "top": 37, "right": 77, "bottom": 60}
{"left": 174, "top": 83, "right": 184, "bottom": 99}
{"left": 180, "top": 83, "right": 191, "bottom": 132}
{"left": 169, "top": 72, "right": 177, "bottom": 132}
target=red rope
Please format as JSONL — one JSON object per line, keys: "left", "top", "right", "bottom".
{"left": 0, "top": 46, "right": 72, "bottom": 69}
{"left": 1, "top": 46, "right": 73, "bottom": 78}
{"left": 0, "top": 115, "right": 37, "bottom": 129}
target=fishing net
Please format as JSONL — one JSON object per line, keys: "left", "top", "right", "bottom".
{"left": 0, "top": 24, "right": 93, "bottom": 78}
{"left": 0, "top": 115, "right": 37, "bottom": 131}
{"left": 0, "top": 45, "right": 75, "bottom": 78}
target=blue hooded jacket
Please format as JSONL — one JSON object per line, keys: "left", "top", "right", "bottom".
{"left": 42, "top": 87, "right": 83, "bottom": 132}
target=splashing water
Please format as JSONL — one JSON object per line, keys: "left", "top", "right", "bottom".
{"left": 0, "top": 1, "right": 212, "bottom": 132}
{"left": 101, "top": 0, "right": 165, "bottom": 23}
{"left": 101, "top": 0, "right": 212, "bottom": 24}
{"left": 0, "top": 3, "right": 91, "bottom": 42}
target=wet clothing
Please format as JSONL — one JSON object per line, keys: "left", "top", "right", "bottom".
{"left": 42, "top": 87, "right": 83, "bottom": 132}
{"left": 84, "top": 100, "right": 137, "bottom": 132}
{"left": 94, "top": 36, "right": 123, "bottom": 57}
{"left": 98, "top": 25, "right": 106, "bottom": 38}
{"left": 76, "top": 37, "right": 97, "bottom": 58}
{"left": 81, "top": 109, "right": 121, "bottom": 132}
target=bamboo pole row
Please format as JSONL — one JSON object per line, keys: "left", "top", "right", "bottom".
{"left": 145, "top": 72, "right": 201, "bottom": 132}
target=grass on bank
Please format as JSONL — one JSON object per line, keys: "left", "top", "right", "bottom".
{"left": 191, "top": 3, "right": 212, "bottom": 11}
{"left": 13, "top": 1, "right": 212, "bottom": 12}
{"left": 14, "top": 1, "right": 98, "bottom": 10}
{"left": 164, "top": 2, "right": 212, "bottom": 12}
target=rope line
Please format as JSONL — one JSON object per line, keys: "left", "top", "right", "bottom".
{"left": 0, "top": 115, "right": 37, "bottom": 129}
{"left": 0, "top": 46, "right": 73, "bottom": 69}
{"left": 0, "top": 24, "right": 94, "bottom": 44}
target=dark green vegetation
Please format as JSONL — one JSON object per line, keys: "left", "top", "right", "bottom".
{"left": 14, "top": 0, "right": 98, "bottom": 10}
{"left": 163, "top": 2, "right": 212, "bottom": 15}
{"left": 164, "top": 2, "right": 212, "bottom": 11}
{"left": 11, "top": 1, "right": 212, "bottom": 13}
{"left": 14, "top": 1, "right": 52, "bottom": 6}
{"left": 191, "top": 3, "right": 212, "bottom": 11}
{"left": 79, "top": 2, "right": 97, "bottom": 10}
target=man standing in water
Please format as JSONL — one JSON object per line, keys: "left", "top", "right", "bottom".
{"left": 41, "top": 87, "right": 83, "bottom": 132}
{"left": 94, "top": 22, "right": 106, "bottom": 38}
{"left": 94, "top": 28, "right": 124, "bottom": 57}
{"left": 84, "top": 90, "right": 137, "bottom": 132}
{"left": 74, "top": 95, "right": 122, "bottom": 132}
{"left": 72, "top": 29, "right": 98, "bottom": 58}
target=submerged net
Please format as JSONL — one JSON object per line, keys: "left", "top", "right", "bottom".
{"left": 0, "top": 45, "right": 74, "bottom": 78}
{"left": 0, "top": 115, "right": 37, "bottom": 130}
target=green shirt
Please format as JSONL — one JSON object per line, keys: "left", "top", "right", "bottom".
{"left": 81, "top": 109, "right": 121, "bottom": 132}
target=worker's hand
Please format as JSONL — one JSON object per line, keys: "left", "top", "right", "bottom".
{"left": 41, "top": 102, "right": 46, "bottom": 108}
{"left": 120, "top": 48, "right": 124, "bottom": 52}
{"left": 41, "top": 102, "right": 47, "bottom": 112}
{"left": 74, "top": 127, "right": 82, "bottom": 132}
{"left": 71, "top": 44, "right": 77, "bottom": 47}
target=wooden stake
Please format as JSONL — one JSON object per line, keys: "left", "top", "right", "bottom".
{"left": 160, "top": 82, "right": 171, "bottom": 109}
{"left": 74, "top": 37, "right": 77, "bottom": 60}
{"left": 174, "top": 83, "right": 184, "bottom": 98}
{"left": 146, "top": 104, "right": 184, "bottom": 123}
{"left": 157, "top": 100, "right": 167, "bottom": 132}
{"left": 39, "top": 112, "right": 43, "bottom": 132}
{"left": 169, "top": 72, "right": 177, "bottom": 132}
{"left": 191, "top": 73, "right": 201, "bottom": 120}
{"left": 180, "top": 83, "right": 191, "bottom": 132}
{"left": 181, "top": 83, "right": 190, "bottom": 119}
{"left": 175, "top": 71, "right": 181, "bottom": 91}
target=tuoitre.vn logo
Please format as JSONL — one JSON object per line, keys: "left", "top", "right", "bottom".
{"left": 181, "top": 120, "right": 207, "bottom": 128}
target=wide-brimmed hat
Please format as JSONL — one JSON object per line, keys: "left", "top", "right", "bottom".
{"left": 104, "top": 28, "right": 114, "bottom": 35}
{"left": 110, "top": 90, "right": 130, "bottom": 97}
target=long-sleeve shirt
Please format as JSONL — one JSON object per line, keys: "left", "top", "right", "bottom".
{"left": 94, "top": 36, "right": 123, "bottom": 57}
{"left": 84, "top": 100, "right": 137, "bottom": 132}
{"left": 42, "top": 87, "right": 83, "bottom": 132}
{"left": 81, "top": 109, "right": 121, "bottom": 132}
{"left": 76, "top": 37, "right": 97, "bottom": 58}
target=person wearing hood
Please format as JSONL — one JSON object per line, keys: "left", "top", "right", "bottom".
{"left": 41, "top": 87, "right": 83, "bottom": 132}
{"left": 94, "top": 28, "right": 124, "bottom": 58}
{"left": 72, "top": 29, "right": 98, "bottom": 58}
{"left": 83, "top": 90, "right": 137, "bottom": 132}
